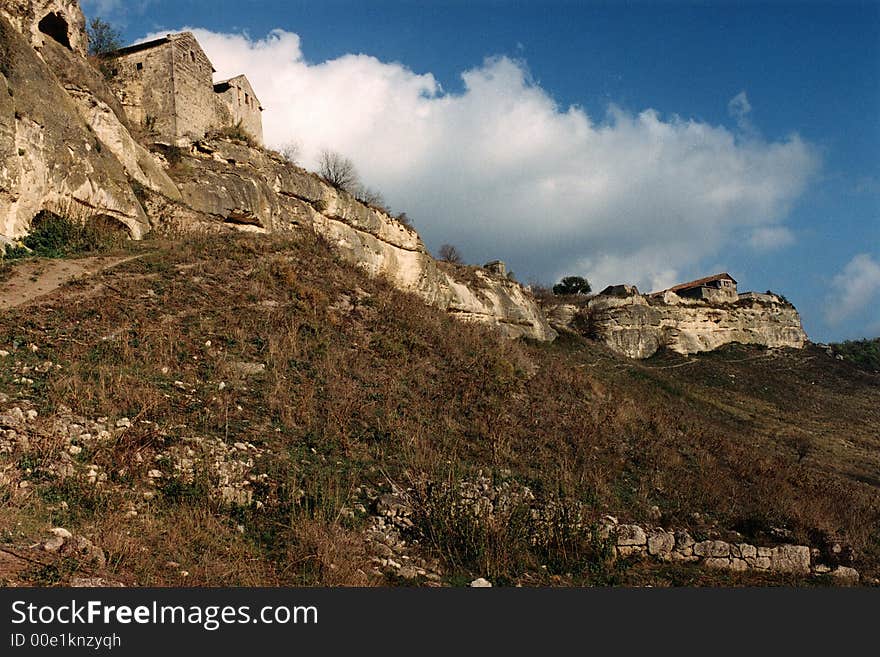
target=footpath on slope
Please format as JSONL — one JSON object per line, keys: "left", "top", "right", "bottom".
{"left": 0, "top": 254, "right": 144, "bottom": 310}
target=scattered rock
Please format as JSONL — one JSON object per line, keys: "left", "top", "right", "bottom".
{"left": 831, "top": 566, "right": 859, "bottom": 585}
{"left": 470, "top": 577, "right": 492, "bottom": 588}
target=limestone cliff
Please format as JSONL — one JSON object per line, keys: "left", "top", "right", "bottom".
{"left": 546, "top": 290, "right": 807, "bottom": 358}
{"left": 167, "top": 139, "right": 556, "bottom": 341}
{"left": 0, "top": 10, "right": 149, "bottom": 238}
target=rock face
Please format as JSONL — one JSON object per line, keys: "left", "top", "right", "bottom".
{"left": 0, "top": 0, "right": 88, "bottom": 59}
{"left": 546, "top": 289, "right": 807, "bottom": 358}
{"left": 0, "top": 12, "right": 150, "bottom": 238}
{"left": 170, "top": 139, "right": 556, "bottom": 341}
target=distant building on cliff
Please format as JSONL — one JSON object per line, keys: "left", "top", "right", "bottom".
{"left": 656, "top": 273, "right": 738, "bottom": 302}
{"left": 101, "top": 32, "right": 263, "bottom": 146}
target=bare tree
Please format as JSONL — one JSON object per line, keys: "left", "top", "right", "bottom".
{"left": 438, "top": 244, "right": 463, "bottom": 264}
{"left": 280, "top": 142, "right": 301, "bottom": 165}
{"left": 354, "top": 184, "right": 386, "bottom": 210}
{"left": 317, "top": 149, "right": 358, "bottom": 192}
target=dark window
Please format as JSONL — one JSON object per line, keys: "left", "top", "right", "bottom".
{"left": 190, "top": 51, "right": 196, "bottom": 63}
{"left": 136, "top": 62, "right": 143, "bottom": 71}
{"left": 38, "top": 12, "right": 72, "bottom": 50}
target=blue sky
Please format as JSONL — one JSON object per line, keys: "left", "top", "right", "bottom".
{"left": 84, "top": 1, "right": 880, "bottom": 342}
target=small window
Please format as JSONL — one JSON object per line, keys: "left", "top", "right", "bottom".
{"left": 136, "top": 62, "right": 143, "bottom": 71}
{"left": 190, "top": 51, "right": 196, "bottom": 63}
{"left": 245, "top": 93, "right": 250, "bottom": 106}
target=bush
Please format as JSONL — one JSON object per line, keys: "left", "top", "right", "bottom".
{"left": 9, "top": 208, "right": 127, "bottom": 259}
{"left": 212, "top": 120, "right": 256, "bottom": 147}
{"left": 830, "top": 338, "right": 880, "bottom": 372}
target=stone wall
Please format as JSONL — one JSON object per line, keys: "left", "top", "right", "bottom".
{"left": 605, "top": 517, "right": 860, "bottom": 583}
{"left": 168, "top": 34, "right": 219, "bottom": 144}
{"left": 107, "top": 41, "right": 176, "bottom": 139}
{"left": 546, "top": 289, "right": 807, "bottom": 359}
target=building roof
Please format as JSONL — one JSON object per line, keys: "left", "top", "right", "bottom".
{"left": 100, "top": 32, "right": 216, "bottom": 72}
{"left": 664, "top": 272, "right": 737, "bottom": 294}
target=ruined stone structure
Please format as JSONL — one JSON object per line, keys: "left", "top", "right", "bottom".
{"left": 102, "top": 33, "right": 263, "bottom": 146}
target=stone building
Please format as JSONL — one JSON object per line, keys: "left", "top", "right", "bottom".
{"left": 660, "top": 273, "right": 738, "bottom": 302}
{"left": 213, "top": 75, "right": 264, "bottom": 145}
{"left": 102, "top": 32, "right": 263, "bottom": 146}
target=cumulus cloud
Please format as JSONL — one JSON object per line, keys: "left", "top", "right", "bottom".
{"left": 825, "top": 253, "right": 880, "bottom": 327}
{"left": 153, "top": 28, "right": 819, "bottom": 290}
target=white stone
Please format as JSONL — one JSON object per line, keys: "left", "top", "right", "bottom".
{"left": 647, "top": 531, "right": 675, "bottom": 556}
{"left": 693, "top": 540, "right": 730, "bottom": 558}
{"left": 830, "top": 566, "right": 859, "bottom": 585}
{"left": 470, "top": 577, "right": 492, "bottom": 588}
{"left": 616, "top": 524, "right": 647, "bottom": 547}
{"left": 769, "top": 545, "right": 811, "bottom": 574}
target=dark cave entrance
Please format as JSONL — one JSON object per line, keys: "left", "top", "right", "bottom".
{"left": 38, "top": 13, "right": 72, "bottom": 50}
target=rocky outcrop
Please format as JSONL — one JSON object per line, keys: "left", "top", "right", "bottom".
{"left": 1, "top": 0, "right": 88, "bottom": 59}
{"left": 0, "top": 12, "right": 150, "bottom": 238}
{"left": 170, "top": 139, "right": 556, "bottom": 341}
{"left": 546, "top": 289, "right": 807, "bottom": 358}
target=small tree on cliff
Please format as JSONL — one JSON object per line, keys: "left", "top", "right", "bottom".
{"left": 553, "top": 276, "right": 592, "bottom": 296}
{"left": 87, "top": 18, "right": 122, "bottom": 57}
{"left": 318, "top": 150, "right": 359, "bottom": 192}
{"left": 438, "top": 244, "right": 463, "bottom": 264}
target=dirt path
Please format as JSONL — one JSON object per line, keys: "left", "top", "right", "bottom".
{"left": 0, "top": 254, "right": 142, "bottom": 310}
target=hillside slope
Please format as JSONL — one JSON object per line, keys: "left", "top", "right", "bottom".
{"left": 0, "top": 232, "right": 877, "bottom": 586}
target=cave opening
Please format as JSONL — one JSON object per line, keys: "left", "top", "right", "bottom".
{"left": 38, "top": 13, "right": 72, "bottom": 50}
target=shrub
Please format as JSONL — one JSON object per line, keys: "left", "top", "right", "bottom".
{"left": 212, "top": 120, "right": 256, "bottom": 147}
{"left": 9, "top": 207, "right": 127, "bottom": 259}
{"left": 830, "top": 338, "right": 880, "bottom": 372}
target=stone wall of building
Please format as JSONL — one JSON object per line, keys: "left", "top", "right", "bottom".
{"left": 108, "top": 43, "right": 176, "bottom": 139}
{"left": 167, "top": 34, "right": 219, "bottom": 144}
{"left": 214, "top": 75, "right": 263, "bottom": 145}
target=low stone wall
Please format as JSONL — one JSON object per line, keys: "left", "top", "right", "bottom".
{"left": 604, "top": 518, "right": 859, "bottom": 583}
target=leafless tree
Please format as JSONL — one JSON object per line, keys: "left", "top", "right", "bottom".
{"left": 438, "top": 243, "right": 463, "bottom": 264}
{"left": 354, "top": 185, "right": 386, "bottom": 210}
{"left": 280, "top": 142, "right": 301, "bottom": 165}
{"left": 318, "top": 149, "right": 358, "bottom": 192}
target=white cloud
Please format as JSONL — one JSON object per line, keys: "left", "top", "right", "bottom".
{"left": 748, "top": 226, "right": 795, "bottom": 251}
{"left": 155, "top": 28, "right": 819, "bottom": 291}
{"left": 825, "top": 253, "right": 880, "bottom": 326}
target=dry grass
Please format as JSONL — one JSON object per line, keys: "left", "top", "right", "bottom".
{"left": 0, "top": 231, "right": 877, "bottom": 586}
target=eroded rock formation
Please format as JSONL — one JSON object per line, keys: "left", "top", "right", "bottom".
{"left": 546, "top": 289, "right": 807, "bottom": 358}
